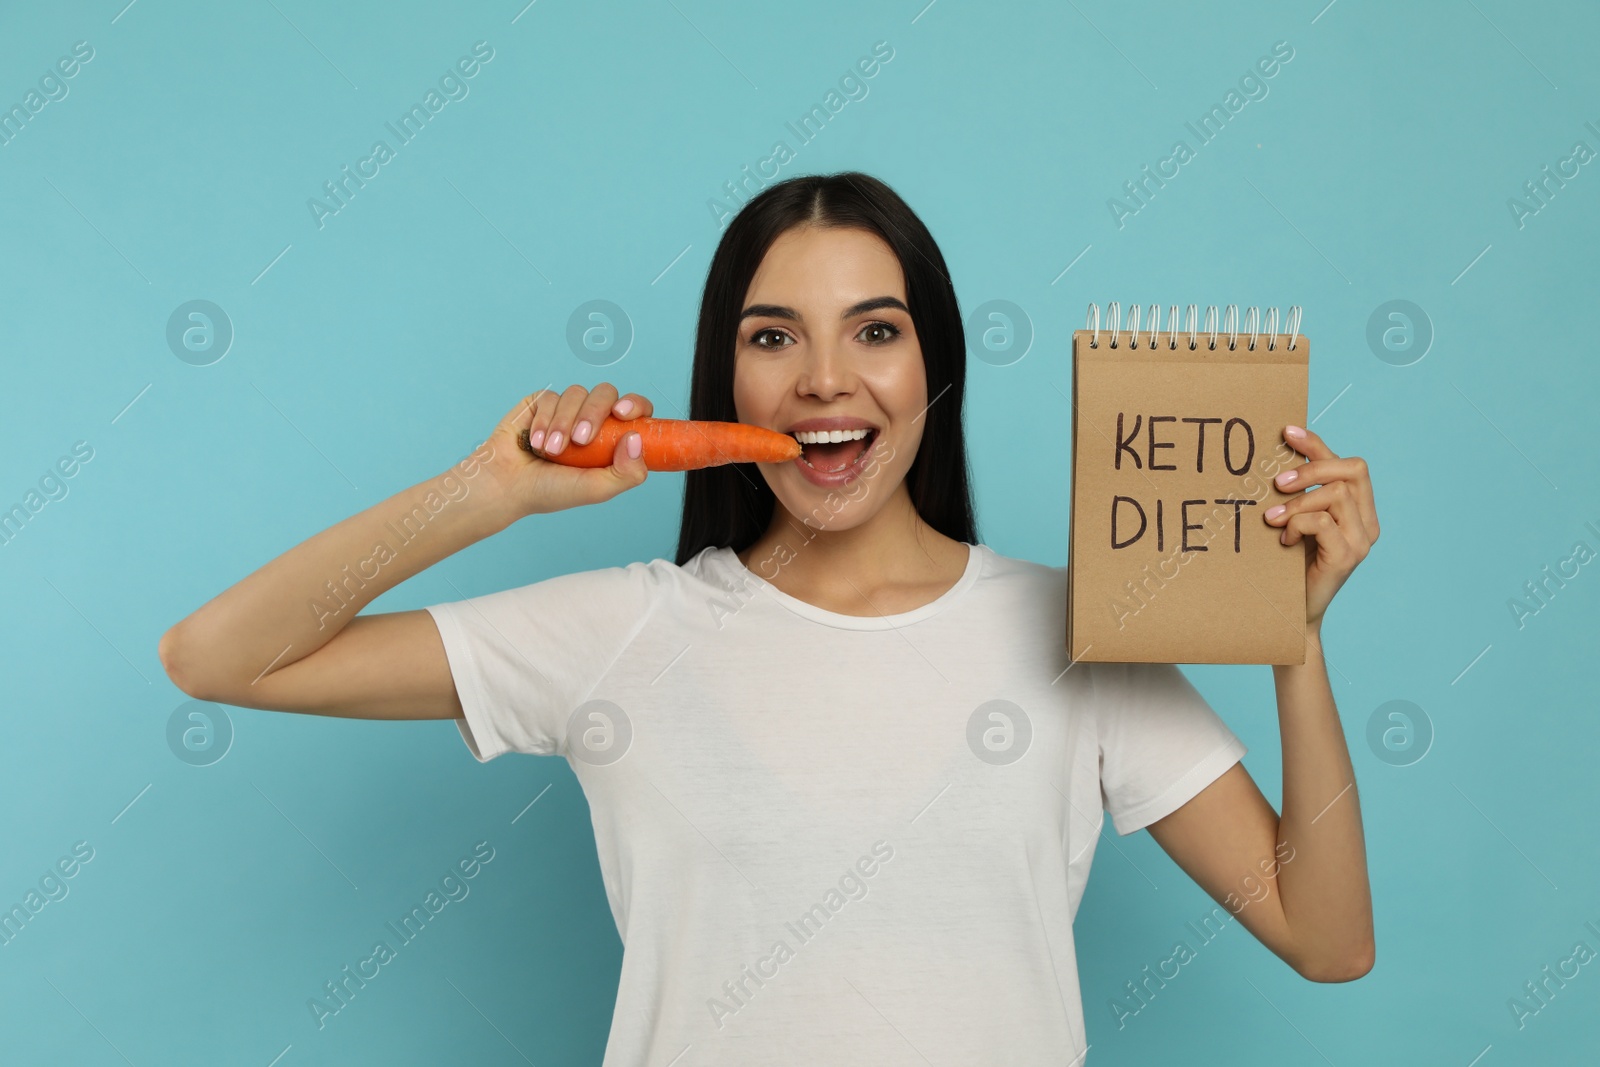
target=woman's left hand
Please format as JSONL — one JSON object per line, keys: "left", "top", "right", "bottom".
{"left": 1262, "top": 425, "right": 1380, "bottom": 632}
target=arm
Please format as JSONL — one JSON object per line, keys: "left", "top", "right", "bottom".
{"left": 1145, "top": 424, "right": 1380, "bottom": 983}
{"left": 156, "top": 384, "right": 653, "bottom": 719}
{"left": 158, "top": 452, "right": 513, "bottom": 718}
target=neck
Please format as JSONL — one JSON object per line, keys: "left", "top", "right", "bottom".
{"left": 737, "top": 483, "right": 960, "bottom": 585}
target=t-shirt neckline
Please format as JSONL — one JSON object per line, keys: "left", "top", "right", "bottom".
{"left": 709, "top": 542, "right": 986, "bottom": 631}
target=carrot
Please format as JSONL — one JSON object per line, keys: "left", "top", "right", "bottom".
{"left": 517, "top": 416, "right": 802, "bottom": 471}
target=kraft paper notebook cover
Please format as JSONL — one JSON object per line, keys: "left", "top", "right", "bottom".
{"left": 1066, "top": 303, "right": 1309, "bottom": 665}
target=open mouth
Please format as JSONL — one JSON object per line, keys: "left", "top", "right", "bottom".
{"left": 792, "top": 427, "right": 878, "bottom": 474}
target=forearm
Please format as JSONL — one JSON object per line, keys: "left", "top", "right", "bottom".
{"left": 162, "top": 446, "right": 511, "bottom": 693}
{"left": 1271, "top": 627, "right": 1375, "bottom": 979}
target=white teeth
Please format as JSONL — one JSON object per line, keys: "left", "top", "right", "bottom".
{"left": 793, "top": 428, "right": 871, "bottom": 444}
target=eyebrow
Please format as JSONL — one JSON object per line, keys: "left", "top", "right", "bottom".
{"left": 739, "top": 296, "right": 909, "bottom": 323}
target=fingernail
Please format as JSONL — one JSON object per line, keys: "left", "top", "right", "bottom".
{"left": 1285, "top": 425, "right": 1305, "bottom": 439}
{"left": 574, "top": 420, "right": 591, "bottom": 444}
{"left": 627, "top": 432, "right": 641, "bottom": 459}
{"left": 548, "top": 430, "right": 563, "bottom": 453}
{"left": 1276, "top": 469, "right": 1298, "bottom": 487}
{"left": 1265, "top": 504, "right": 1286, "bottom": 520}
{"left": 529, "top": 429, "right": 545, "bottom": 449}
{"left": 615, "top": 399, "right": 634, "bottom": 416}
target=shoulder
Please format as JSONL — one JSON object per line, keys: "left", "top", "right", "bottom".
{"left": 598, "top": 545, "right": 751, "bottom": 609}
{"left": 525, "top": 545, "right": 763, "bottom": 613}
{"left": 974, "top": 543, "right": 1065, "bottom": 582}
{"left": 968, "top": 544, "right": 1067, "bottom": 610}
{"left": 479, "top": 552, "right": 697, "bottom": 610}
{"left": 965, "top": 545, "right": 1119, "bottom": 686}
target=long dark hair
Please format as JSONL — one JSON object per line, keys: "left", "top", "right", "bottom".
{"left": 673, "top": 171, "right": 979, "bottom": 566}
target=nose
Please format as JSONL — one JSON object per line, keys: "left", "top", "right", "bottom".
{"left": 797, "top": 337, "right": 855, "bottom": 401}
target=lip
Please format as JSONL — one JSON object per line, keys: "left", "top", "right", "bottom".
{"left": 790, "top": 427, "right": 883, "bottom": 488}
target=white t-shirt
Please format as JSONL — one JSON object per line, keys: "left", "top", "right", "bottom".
{"left": 424, "top": 542, "right": 1247, "bottom": 1066}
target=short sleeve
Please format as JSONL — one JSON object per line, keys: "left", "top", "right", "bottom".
{"left": 1094, "top": 661, "right": 1249, "bottom": 836}
{"left": 423, "top": 560, "right": 662, "bottom": 762}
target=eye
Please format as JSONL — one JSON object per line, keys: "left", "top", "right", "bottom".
{"left": 858, "top": 321, "right": 901, "bottom": 345}
{"left": 748, "top": 327, "right": 793, "bottom": 350}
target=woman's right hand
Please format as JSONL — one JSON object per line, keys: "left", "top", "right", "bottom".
{"left": 481, "top": 383, "right": 654, "bottom": 518}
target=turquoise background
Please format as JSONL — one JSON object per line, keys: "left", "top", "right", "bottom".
{"left": 2, "top": 0, "right": 1597, "bottom": 1062}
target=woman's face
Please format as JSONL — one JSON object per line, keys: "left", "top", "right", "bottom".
{"left": 733, "top": 224, "right": 927, "bottom": 531}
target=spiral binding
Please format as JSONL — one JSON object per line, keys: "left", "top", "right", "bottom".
{"left": 1083, "top": 303, "right": 1302, "bottom": 351}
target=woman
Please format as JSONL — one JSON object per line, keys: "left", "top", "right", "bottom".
{"left": 159, "top": 172, "right": 1377, "bottom": 1064}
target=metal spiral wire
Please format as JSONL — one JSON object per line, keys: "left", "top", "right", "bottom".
{"left": 1084, "top": 303, "right": 1303, "bottom": 350}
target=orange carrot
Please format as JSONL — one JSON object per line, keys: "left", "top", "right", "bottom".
{"left": 518, "top": 416, "right": 802, "bottom": 471}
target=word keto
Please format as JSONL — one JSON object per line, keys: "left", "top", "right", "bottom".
{"left": 1507, "top": 519, "right": 1600, "bottom": 629}
{"left": 0, "top": 40, "right": 95, "bottom": 148}
{"left": 707, "top": 41, "right": 895, "bottom": 228}
{"left": 1109, "top": 435, "right": 1298, "bottom": 630}
{"left": 1223, "top": 839, "right": 1295, "bottom": 915}
{"left": 706, "top": 840, "right": 894, "bottom": 1029}
{"left": 308, "top": 41, "right": 495, "bottom": 230}
{"left": 0, "top": 440, "right": 95, "bottom": 549}
{"left": 310, "top": 442, "right": 494, "bottom": 629}
{"left": 1109, "top": 903, "right": 1232, "bottom": 1030}
{"left": 308, "top": 840, "right": 495, "bottom": 1029}
{"left": 0, "top": 841, "right": 95, "bottom": 948}
{"left": 1109, "top": 413, "right": 1259, "bottom": 553}
{"left": 1108, "top": 40, "right": 1295, "bottom": 229}
{"left": 1507, "top": 918, "right": 1600, "bottom": 1030}
{"left": 707, "top": 438, "right": 898, "bottom": 630}
{"left": 1507, "top": 120, "right": 1600, "bottom": 230}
